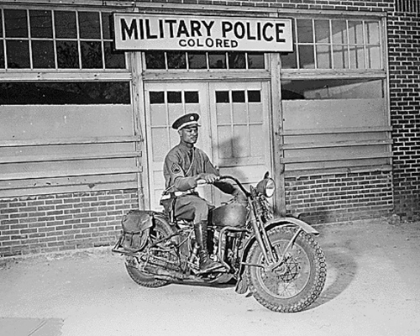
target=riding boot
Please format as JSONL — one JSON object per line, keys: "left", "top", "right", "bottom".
{"left": 194, "top": 221, "right": 223, "bottom": 273}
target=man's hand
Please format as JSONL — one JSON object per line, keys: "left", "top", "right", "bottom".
{"left": 197, "top": 173, "right": 220, "bottom": 184}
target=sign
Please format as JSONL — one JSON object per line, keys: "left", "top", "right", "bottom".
{"left": 113, "top": 14, "right": 293, "bottom": 52}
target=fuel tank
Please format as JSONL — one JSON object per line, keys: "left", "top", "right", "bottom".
{"left": 210, "top": 202, "right": 247, "bottom": 227}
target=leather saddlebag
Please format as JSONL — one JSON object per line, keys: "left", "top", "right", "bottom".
{"left": 120, "top": 210, "right": 153, "bottom": 252}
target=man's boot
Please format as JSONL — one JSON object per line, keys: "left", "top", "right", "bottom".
{"left": 194, "top": 221, "right": 223, "bottom": 273}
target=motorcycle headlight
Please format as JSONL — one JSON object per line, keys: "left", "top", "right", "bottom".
{"left": 256, "top": 178, "right": 275, "bottom": 198}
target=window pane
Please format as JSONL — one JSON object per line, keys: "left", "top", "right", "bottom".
{"left": 228, "top": 52, "right": 246, "bottom": 69}
{"left": 366, "top": 21, "right": 380, "bottom": 45}
{"left": 185, "top": 91, "right": 199, "bottom": 103}
{"left": 56, "top": 40, "right": 79, "bottom": 68}
{"left": 333, "top": 45, "right": 348, "bottom": 69}
{"left": 6, "top": 40, "right": 30, "bottom": 68}
{"left": 188, "top": 52, "right": 207, "bottom": 69}
{"left": 281, "top": 79, "right": 383, "bottom": 100}
{"left": 281, "top": 52, "right": 297, "bottom": 69}
{"left": 81, "top": 41, "right": 102, "bottom": 68}
{"left": 55, "top": 11, "right": 77, "bottom": 38}
{"left": 297, "top": 19, "right": 313, "bottom": 43}
{"left": 32, "top": 40, "right": 55, "bottom": 68}
{"left": 0, "top": 43, "right": 4, "bottom": 68}
{"left": 209, "top": 52, "right": 226, "bottom": 69}
{"left": 316, "top": 45, "right": 331, "bottom": 68}
{"left": 5, "top": 9, "right": 28, "bottom": 38}
{"left": 315, "top": 20, "right": 330, "bottom": 43}
{"left": 248, "top": 53, "right": 265, "bottom": 69}
{"left": 0, "top": 82, "right": 130, "bottom": 105}
{"left": 167, "top": 51, "right": 186, "bottom": 69}
{"left": 332, "top": 20, "right": 347, "bottom": 45}
{"left": 298, "top": 45, "right": 315, "bottom": 69}
{"left": 367, "top": 46, "right": 381, "bottom": 69}
{"left": 349, "top": 46, "right": 365, "bottom": 69}
{"left": 145, "top": 51, "right": 165, "bottom": 69}
{"left": 104, "top": 42, "right": 126, "bottom": 69}
{"left": 0, "top": 12, "right": 2, "bottom": 37}
{"left": 30, "top": 10, "right": 52, "bottom": 38}
{"left": 167, "top": 91, "right": 182, "bottom": 104}
{"left": 348, "top": 21, "right": 364, "bottom": 44}
{"left": 102, "top": 13, "right": 112, "bottom": 40}
{"left": 79, "top": 12, "right": 101, "bottom": 39}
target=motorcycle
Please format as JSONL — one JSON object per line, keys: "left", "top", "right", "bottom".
{"left": 112, "top": 173, "right": 326, "bottom": 312}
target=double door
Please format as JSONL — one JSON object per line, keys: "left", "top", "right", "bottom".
{"left": 144, "top": 81, "right": 272, "bottom": 210}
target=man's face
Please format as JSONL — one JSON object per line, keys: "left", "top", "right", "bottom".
{"left": 179, "top": 125, "right": 199, "bottom": 145}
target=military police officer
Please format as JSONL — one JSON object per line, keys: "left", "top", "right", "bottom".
{"left": 163, "top": 113, "right": 243, "bottom": 273}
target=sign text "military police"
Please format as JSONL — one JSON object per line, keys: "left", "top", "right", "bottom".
{"left": 113, "top": 14, "right": 293, "bottom": 52}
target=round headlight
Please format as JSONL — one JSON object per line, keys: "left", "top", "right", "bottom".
{"left": 264, "top": 178, "right": 275, "bottom": 198}
{"left": 256, "top": 178, "right": 276, "bottom": 198}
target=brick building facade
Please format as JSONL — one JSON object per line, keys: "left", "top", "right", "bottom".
{"left": 0, "top": 0, "right": 419, "bottom": 257}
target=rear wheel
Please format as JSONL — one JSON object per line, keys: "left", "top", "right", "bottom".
{"left": 125, "top": 217, "right": 174, "bottom": 288}
{"left": 246, "top": 226, "right": 326, "bottom": 312}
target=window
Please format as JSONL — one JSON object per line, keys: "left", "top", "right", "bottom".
{"left": 281, "top": 18, "right": 382, "bottom": 70}
{"left": 0, "top": 8, "right": 126, "bottom": 70}
{"left": 0, "top": 82, "right": 131, "bottom": 104}
{"left": 145, "top": 51, "right": 265, "bottom": 70}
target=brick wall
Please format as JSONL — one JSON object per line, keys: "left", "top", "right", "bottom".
{"left": 388, "top": 3, "right": 420, "bottom": 221}
{"left": 0, "top": 190, "right": 138, "bottom": 258}
{"left": 285, "top": 171, "right": 394, "bottom": 224}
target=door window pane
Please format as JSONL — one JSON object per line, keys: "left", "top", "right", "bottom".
{"left": 167, "top": 91, "right": 182, "bottom": 104}
{"left": 32, "top": 40, "right": 55, "bottom": 68}
{"left": 185, "top": 91, "right": 199, "bottom": 104}
{"left": 0, "top": 44, "right": 4, "bottom": 68}
{"left": 30, "top": 10, "right": 52, "bottom": 38}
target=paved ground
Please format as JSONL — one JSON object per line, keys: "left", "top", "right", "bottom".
{"left": 1, "top": 218, "right": 420, "bottom": 336}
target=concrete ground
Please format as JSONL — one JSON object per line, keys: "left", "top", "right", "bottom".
{"left": 0, "top": 218, "right": 420, "bottom": 336}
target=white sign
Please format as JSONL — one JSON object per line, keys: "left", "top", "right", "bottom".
{"left": 113, "top": 14, "right": 293, "bottom": 52}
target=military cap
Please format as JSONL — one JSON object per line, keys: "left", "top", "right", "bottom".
{"left": 172, "top": 113, "right": 201, "bottom": 130}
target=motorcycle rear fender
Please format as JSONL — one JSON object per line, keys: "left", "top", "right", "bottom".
{"left": 235, "top": 217, "right": 318, "bottom": 294}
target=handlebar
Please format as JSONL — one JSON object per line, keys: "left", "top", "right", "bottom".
{"left": 197, "top": 175, "right": 250, "bottom": 197}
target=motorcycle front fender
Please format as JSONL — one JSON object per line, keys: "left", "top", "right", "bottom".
{"left": 263, "top": 216, "right": 319, "bottom": 235}
{"left": 234, "top": 217, "right": 318, "bottom": 294}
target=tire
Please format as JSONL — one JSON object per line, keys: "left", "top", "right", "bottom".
{"left": 125, "top": 217, "right": 174, "bottom": 288}
{"left": 246, "top": 226, "right": 326, "bottom": 312}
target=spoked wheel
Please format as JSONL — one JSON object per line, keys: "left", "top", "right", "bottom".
{"left": 246, "top": 226, "right": 326, "bottom": 312}
{"left": 125, "top": 217, "right": 174, "bottom": 288}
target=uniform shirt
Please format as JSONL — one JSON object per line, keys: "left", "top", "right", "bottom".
{"left": 163, "top": 143, "right": 218, "bottom": 192}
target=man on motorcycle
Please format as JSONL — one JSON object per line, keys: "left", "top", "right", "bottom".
{"left": 163, "top": 113, "right": 243, "bottom": 273}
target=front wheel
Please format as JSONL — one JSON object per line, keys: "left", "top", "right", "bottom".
{"left": 246, "top": 226, "right": 326, "bottom": 312}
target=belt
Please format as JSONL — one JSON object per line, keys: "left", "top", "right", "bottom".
{"left": 161, "top": 189, "right": 197, "bottom": 200}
